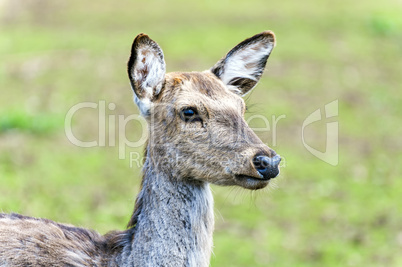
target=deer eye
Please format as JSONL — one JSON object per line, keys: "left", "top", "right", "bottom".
{"left": 180, "top": 107, "right": 201, "bottom": 123}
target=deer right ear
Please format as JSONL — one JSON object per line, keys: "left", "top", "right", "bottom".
{"left": 127, "top": 33, "right": 166, "bottom": 116}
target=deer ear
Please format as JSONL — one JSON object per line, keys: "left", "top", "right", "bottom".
{"left": 127, "top": 33, "right": 166, "bottom": 116}
{"left": 210, "top": 31, "right": 275, "bottom": 96}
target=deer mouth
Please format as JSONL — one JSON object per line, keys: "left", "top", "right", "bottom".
{"left": 234, "top": 175, "right": 270, "bottom": 190}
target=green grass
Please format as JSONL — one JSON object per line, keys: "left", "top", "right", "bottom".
{"left": 1, "top": 0, "right": 401, "bottom": 266}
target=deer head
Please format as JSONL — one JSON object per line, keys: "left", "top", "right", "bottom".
{"left": 127, "top": 31, "right": 280, "bottom": 190}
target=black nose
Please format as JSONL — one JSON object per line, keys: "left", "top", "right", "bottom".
{"left": 253, "top": 154, "right": 281, "bottom": 179}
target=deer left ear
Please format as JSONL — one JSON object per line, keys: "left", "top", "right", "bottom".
{"left": 210, "top": 31, "right": 276, "bottom": 96}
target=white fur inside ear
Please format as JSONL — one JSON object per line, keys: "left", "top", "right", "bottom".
{"left": 226, "top": 85, "right": 242, "bottom": 95}
{"left": 221, "top": 41, "right": 274, "bottom": 91}
{"left": 131, "top": 46, "right": 165, "bottom": 116}
{"left": 132, "top": 46, "right": 165, "bottom": 95}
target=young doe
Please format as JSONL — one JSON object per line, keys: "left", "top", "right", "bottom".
{"left": 0, "top": 31, "right": 281, "bottom": 266}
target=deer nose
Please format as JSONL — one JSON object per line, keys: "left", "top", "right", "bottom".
{"left": 252, "top": 154, "right": 281, "bottom": 179}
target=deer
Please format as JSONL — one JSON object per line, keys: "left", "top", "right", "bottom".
{"left": 0, "top": 30, "right": 281, "bottom": 266}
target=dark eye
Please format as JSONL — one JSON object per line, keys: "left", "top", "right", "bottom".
{"left": 180, "top": 107, "right": 202, "bottom": 123}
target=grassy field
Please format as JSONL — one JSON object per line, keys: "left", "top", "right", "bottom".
{"left": 1, "top": 0, "right": 401, "bottom": 266}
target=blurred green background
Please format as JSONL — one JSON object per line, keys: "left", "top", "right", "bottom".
{"left": 1, "top": 0, "right": 401, "bottom": 266}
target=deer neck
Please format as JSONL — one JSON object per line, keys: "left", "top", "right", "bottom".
{"left": 125, "top": 149, "right": 214, "bottom": 267}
